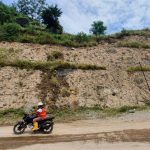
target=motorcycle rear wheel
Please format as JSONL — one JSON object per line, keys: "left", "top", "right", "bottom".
{"left": 42, "top": 121, "right": 53, "bottom": 134}
{"left": 13, "top": 122, "right": 26, "bottom": 134}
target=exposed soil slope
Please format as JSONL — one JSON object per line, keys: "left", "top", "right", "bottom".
{"left": 0, "top": 34, "right": 150, "bottom": 109}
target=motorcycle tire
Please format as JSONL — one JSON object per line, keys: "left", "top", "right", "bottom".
{"left": 13, "top": 122, "right": 26, "bottom": 135}
{"left": 42, "top": 121, "right": 53, "bottom": 134}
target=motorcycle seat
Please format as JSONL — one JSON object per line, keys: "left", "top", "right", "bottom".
{"left": 40, "top": 116, "right": 55, "bottom": 122}
{"left": 45, "top": 116, "right": 55, "bottom": 120}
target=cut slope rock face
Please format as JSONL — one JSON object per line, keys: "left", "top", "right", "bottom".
{"left": 0, "top": 35, "right": 150, "bottom": 109}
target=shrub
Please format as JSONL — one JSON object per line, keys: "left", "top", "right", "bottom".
{"left": 3, "top": 23, "right": 22, "bottom": 36}
{"left": 74, "top": 32, "right": 89, "bottom": 43}
{"left": 0, "top": 23, "right": 22, "bottom": 41}
{"left": 47, "top": 50, "right": 64, "bottom": 61}
{"left": 0, "top": 1, "right": 18, "bottom": 25}
{"left": 19, "top": 34, "right": 35, "bottom": 43}
{"left": 24, "top": 25, "right": 38, "bottom": 35}
{"left": 61, "top": 87, "right": 70, "bottom": 97}
{"left": 117, "top": 28, "right": 130, "bottom": 38}
{"left": 16, "top": 17, "right": 29, "bottom": 27}
{"left": 61, "top": 40, "right": 80, "bottom": 47}
{"left": 0, "top": 108, "right": 24, "bottom": 117}
{"left": 50, "top": 76, "right": 59, "bottom": 86}
{"left": 117, "top": 106, "right": 138, "bottom": 113}
{"left": 35, "top": 33, "right": 56, "bottom": 44}
{"left": 143, "top": 28, "right": 150, "bottom": 31}
{"left": 117, "top": 41, "right": 150, "bottom": 49}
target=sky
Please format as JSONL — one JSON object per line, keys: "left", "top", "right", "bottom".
{"left": 2, "top": 0, "right": 150, "bottom": 34}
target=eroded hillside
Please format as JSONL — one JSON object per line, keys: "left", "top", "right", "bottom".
{"left": 0, "top": 33, "right": 150, "bottom": 109}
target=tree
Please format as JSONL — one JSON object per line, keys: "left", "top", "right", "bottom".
{"left": 90, "top": 21, "right": 107, "bottom": 35}
{"left": 16, "top": 0, "right": 46, "bottom": 20}
{"left": 41, "top": 5, "right": 63, "bottom": 34}
{"left": 0, "top": 1, "right": 18, "bottom": 24}
{"left": 17, "top": 0, "right": 30, "bottom": 16}
{"left": 29, "top": 0, "right": 46, "bottom": 20}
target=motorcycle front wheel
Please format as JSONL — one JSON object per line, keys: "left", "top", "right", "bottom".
{"left": 13, "top": 122, "right": 26, "bottom": 135}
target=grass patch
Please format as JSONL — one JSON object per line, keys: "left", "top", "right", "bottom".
{"left": 0, "top": 108, "right": 24, "bottom": 117}
{"left": 113, "top": 29, "right": 150, "bottom": 39}
{"left": 0, "top": 105, "right": 150, "bottom": 125}
{"left": 60, "top": 87, "right": 70, "bottom": 97}
{"left": 0, "top": 108, "right": 24, "bottom": 125}
{"left": 17, "top": 31, "right": 98, "bottom": 47}
{"left": 117, "top": 41, "right": 150, "bottom": 49}
{"left": 50, "top": 106, "right": 103, "bottom": 122}
{"left": 47, "top": 50, "right": 64, "bottom": 61}
{"left": 50, "top": 76, "right": 60, "bottom": 86}
{"left": 0, "top": 48, "right": 20, "bottom": 61}
{"left": 0, "top": 25, "right": 150, "bottom": 47}
{"left": 0, "top": 59, "right": 106, "bottom": 71}
{"left": 103, "top": 106, "right": 143, "bottom": 116}
{"left": 127, "top": 66, "right": 150, "bottom": 72}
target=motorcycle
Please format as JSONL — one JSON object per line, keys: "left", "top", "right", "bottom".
{"left": 13, "top": 113, "right": 54, "bottom": 134}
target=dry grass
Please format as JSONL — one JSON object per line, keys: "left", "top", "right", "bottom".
{"left": 127, "top": 66, "right": 150, "bottom": 72}
{"left": 0, "top": 59, "right": 106, "bottom": 71}
{"left": 0, "top": 105, "right": 150, "bottom": 125}
{"left": 117, "top": 41, "right": 150, "bottom": 49}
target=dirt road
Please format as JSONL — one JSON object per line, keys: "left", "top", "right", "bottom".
{"left": 10, "top": 141, "right": 150, "bottom": 150}
{"left": 0, "top": 111, "right": 150, "bottom": 149}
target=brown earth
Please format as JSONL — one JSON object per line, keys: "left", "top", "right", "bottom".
{"left": 12, "top": 141, "right": 150, "bottom": 150}
{"left": 0, "top": 34, "right": 150, "bottom": 109}
{"left": 0, "top": 129, "right": 150, "bottom": 149}
{"left": 0, "top": 111, "right": 150, "bottom": 149}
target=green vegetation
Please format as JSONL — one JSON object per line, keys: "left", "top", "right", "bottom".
{"left": 0, "top": 0, "right": 150, "bottom": 47}
{"left": 0, "top": 26, "right": 98, "bottom": 47}
{"left": 0, "top": 59, "right": 106, "bottom": 71}
{"left": 47, "top": 50, "right": 64, "bottom": 61}
{"left": 103, "top": 105, "right": 147, "bottom": 116}
{"left": 117, "top": 41, "right": 150, "bottom": 49}
{"left": 0, "top": 48, "right": 20, "bottom": 61}
{"left": 75, "top": 32, "right": 90, "bottom": 43}
{"left": 42, "top": 5, "right": 63, "bottom": 34}
{"left": 90, "top": 21, "right": 107, "bottom": 35}
{"left": 127, "top": 66, "right": 150, "bottom": 72}
{"left": 50, "top": 76, "right": 60, "bottom": 86}
{"left": 19, "top": 105, "right": 150, "bottom": 120}
{"left": 0, "top": 1, "right": 20, "bottom": 25}
{"left": 0, "top": 105, "right": 150, "bottom": 125}
{"left": 16, "top": 0, "right": 46, "bottom": 20}
{"left": 113, "top": 28, "right": 150, "bottom": 38}
{"left": 0, "top": 1, "right": 150, "bottom": 48}
{"left": 0, "top": 108, "right": 24, "bottom": 125}
{"left": 0, "top": 23, "right": 22, "bottom": 41}
{"left": 0, "top": 47, "right": 105, "bottom": 71}
{"left": 0, "top": 108, "right": 24, "bottom": 117}
{"left": 60, "top": 87, "right": 70, "bottom": 97}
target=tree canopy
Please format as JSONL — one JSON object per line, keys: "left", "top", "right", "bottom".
{"left": 42, "top": 5, "right": 63, "bottom": 34}
{"left": 90, "top": 21, "right": 107, "bottom": 35}
{"left": 16, "top": 0, "right": 46, "bottom": 20}
{"left": 0, "top": 1, "right": 18, "bottom": 24}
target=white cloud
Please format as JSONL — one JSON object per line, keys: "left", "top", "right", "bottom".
{"left": 3, "top": 0, "right": 150, "bottom": 34}
{"left": 48, "top": 0, "right": 150, "bottom": 34}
